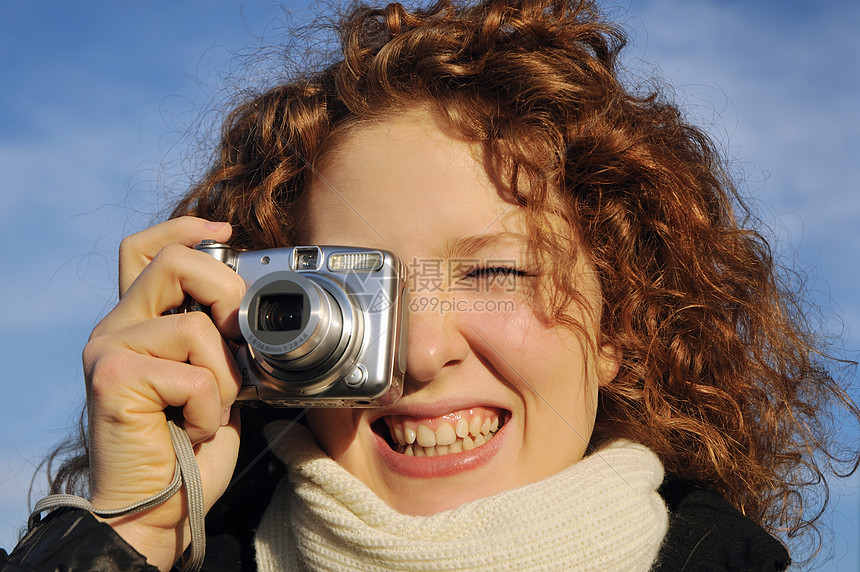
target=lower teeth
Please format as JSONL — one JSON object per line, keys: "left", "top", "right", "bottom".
{"left": 398, "top": 430, "right": 497, "bottom": 456}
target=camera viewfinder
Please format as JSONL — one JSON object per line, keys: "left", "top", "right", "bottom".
{"left": 294, "top": 247, "right": 321, "bottom": 271}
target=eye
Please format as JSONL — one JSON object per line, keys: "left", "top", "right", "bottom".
{"left": 465, "top": 266, "right": 528, "bottom": 279}
{"left": 458, "top": 265, "right": 533, "bottom": 293}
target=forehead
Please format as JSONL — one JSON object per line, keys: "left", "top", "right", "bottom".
{"left": 298, "top": 110, "right": 527, "bottom": 255}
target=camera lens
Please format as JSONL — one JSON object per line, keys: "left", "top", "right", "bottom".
{"left": 257, "top": 294, "right": 303, "bottom": 332}
{"left": 239, "top": 269, "right": 362, "bottom": 393}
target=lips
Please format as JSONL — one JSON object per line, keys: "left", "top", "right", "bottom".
{"left": 374, "top": 406, "right": 507, "bottom": 457}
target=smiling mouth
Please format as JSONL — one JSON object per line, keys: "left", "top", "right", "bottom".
{"left": 374, "top": 408, "right": 507, "bottom": 457}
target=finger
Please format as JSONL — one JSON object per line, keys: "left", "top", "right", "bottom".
{"left": 194, "top": 408, "right": 241, "bottom": 511}
{"left": 138, "top": 312, "right": 242, "bottom": 414}
{"left": 97, "top": 244, "right": 245, "bottom": 339}
{"left": 87, "top": 312, "right": 241, "bottom": 421}
{"left": 119, "top": 216, "right": 232, "bottom": 297}
{"left": 90, "top": 351, "right": 228, "bottom": 446}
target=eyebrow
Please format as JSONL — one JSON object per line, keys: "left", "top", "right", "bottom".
{"left": 441, "top": 232, "right": 526, "bottom": 260}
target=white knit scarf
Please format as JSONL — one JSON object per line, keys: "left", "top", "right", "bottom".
{"left": 254, "top": 421, "right": 668, "bottom": 571}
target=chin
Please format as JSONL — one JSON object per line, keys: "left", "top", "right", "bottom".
{"left": 384, "top": 480, "right": 510, "bottom": 515}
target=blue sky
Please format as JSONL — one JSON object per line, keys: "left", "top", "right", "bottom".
{"left": 1, "top": 1, "right": 858, "bottom": 568}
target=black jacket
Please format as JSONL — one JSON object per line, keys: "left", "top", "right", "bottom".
{"left": 2, "top": 418, "right": 790, "bottom": 571}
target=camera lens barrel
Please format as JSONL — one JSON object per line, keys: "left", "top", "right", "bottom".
{"left": 238, "top": 270, "right": 361, "bottom": 391}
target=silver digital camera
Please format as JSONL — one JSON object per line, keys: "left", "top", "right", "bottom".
{"left": 195, "top": 241, "right": 408, "bottom": 407}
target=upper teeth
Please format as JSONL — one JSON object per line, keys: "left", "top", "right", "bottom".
{"left": 385, "top": 412, "right": 502, "bottom": 457}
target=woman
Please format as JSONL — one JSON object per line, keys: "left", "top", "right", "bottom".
{"left": 3, "top": 0, "right": 856, "bottom": 570}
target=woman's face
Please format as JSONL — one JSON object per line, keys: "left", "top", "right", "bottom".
{"left": 300, "top": 110, "right": 619, "bottom": 515}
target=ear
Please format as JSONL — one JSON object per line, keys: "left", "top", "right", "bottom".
{"left": 596, "top": 342, "right": 622, "bottom": 386}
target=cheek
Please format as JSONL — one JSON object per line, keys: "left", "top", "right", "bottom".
{"left": 467, "top": 305, "right": 599, "bottom": 423}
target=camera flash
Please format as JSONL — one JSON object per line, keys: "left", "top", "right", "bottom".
{"left": 328, "top": 251, "right": 384, "bottom": 272}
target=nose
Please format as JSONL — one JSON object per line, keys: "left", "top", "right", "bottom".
{"left": 405, "top": 296, "right": 469, "bottom": 384}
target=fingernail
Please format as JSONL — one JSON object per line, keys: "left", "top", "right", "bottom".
{"left": 221, "top": 406, "right": 232, "bottom": 426}
{"left": 205, "top": 221, "right": 230, "bottom": 232}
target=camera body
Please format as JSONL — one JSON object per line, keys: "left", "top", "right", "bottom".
{"left": 195, "top": 241, "right": 408, "bottom": 407}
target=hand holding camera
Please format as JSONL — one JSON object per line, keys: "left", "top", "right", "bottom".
{"left": 80, "top": 217, "right": 409, "bottom": 570}
{"left": 82, "top": 217, "right": 245, "bottom": 570}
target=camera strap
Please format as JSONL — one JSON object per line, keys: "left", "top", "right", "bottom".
{"left": 28, "top": 412, "right": 206, "bottom": 572}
